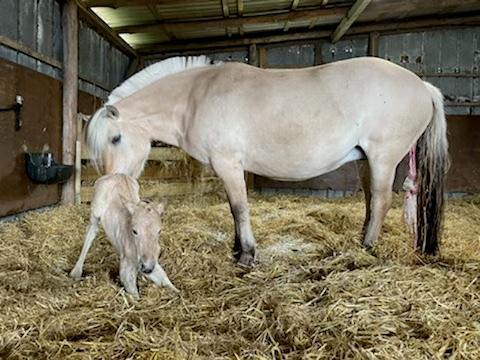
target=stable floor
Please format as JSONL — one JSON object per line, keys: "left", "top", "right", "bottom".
{"left": 0, "top": 190, "right": 479, "bottom": 359}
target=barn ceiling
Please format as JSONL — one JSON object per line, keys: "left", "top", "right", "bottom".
{"left": 79, "top": 0, "right": 480, "bottom": 55}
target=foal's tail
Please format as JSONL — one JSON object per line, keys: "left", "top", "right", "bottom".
{"left": 416, "top": 82, "right": 450, "bottom": 254}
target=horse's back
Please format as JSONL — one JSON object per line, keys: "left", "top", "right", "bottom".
{"left": 184, "top": 57, "right": 433, "bottom": 179}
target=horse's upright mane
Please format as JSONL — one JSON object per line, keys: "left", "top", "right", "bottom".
{"left": 106, "top": 55, "right": 213, "bottom": 105}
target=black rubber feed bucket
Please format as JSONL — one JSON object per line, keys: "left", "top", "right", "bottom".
{"left": 25, "top": 152, "right": 73, "bottom": 184}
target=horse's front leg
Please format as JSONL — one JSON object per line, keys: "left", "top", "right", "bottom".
{"left": 211, "top": 156, "right": 256, "bottom": 266}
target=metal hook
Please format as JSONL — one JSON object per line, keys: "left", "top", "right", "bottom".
{"left": 0, "top": 95, "right": 23, "bottom": 131}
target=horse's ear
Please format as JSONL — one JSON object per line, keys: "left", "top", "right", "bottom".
{"left": 105, "top": 105, "right": 119, "bottom": 120}
{"left": 77, "top": 113, "right": 90, "bottom": 123}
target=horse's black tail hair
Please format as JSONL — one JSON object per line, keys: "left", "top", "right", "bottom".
{"left": 416, "top": 82, "right": 450, "bottom": 254}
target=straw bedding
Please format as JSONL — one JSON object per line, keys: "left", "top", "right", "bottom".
{"left": 0, "top": 190, "right": 479, "bottom": 359}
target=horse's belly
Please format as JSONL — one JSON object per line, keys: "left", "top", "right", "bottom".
{"left": 246, "top": 146, "right": 365, "bottom": 181}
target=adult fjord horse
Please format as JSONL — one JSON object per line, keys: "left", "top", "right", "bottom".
{"left": 87, "top": 56, "right": 449, "bottom": 266}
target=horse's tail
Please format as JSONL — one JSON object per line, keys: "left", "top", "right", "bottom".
{"left": 416, "top": 82, "right": 450, "bottom": 254}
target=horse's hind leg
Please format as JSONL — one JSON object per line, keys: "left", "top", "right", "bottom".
{"left": 362, "top": 159, "right": 397, "bottom": 248}
{"left": 357, "top": 159, "right": 371, "bottom": 236}
{"left": 211, "top": 157, "right": 256, "bottom": 266}
{"left": 70, "top": 215, "right": 99, "bottom": 279}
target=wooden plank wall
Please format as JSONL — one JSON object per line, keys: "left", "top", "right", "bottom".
{"left": 79, "top": 144, "right": 222, "bottom": 203}
{"left": 0, "top": 58, "right": 62, "bottom": 217}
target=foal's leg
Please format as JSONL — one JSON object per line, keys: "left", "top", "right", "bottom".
{"left": 70, "top": 216, "right": 99, "bottom": 279}
{"left": 211, "top": 157, "right": 256, "bottom": 266}
{"left": 146, "top": 263, "right": 179, "bottom": 292}
{"left": 119, "top": 256, "right": 139, "bottom": 298}
{"left": 362, "top": 160, "right": 396, "bottom": 247}
{"left": 357, "top": 160, "right": 371, "bottom": 235}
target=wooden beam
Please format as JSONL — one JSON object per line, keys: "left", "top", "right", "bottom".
{"left": 81, "top": 178, "right": 222, "bottom": 202}
{"left": 147, "top": 4, "right": 174, "bottom": 40}
{"left": 77, "top": 0, "right": 137, "bottom": 58}
{"left": 114, "top": 8, "right": 347, "bottom": 34}
{"left": 138, "top": 13, "right": 480, "bottom": 54}
{"left": 331, "top": 0, "right": 372, "bottom": 43}
{"left": 0, "top": 35, "right": 63, "bottom": 69}
{"left": 62, "top": 0, "right": 79, "bottom": 205}
{"left": 0, "top": 35, "right": 111, "bottom": 90}
{"left": 291, "top": 0, "right": 300, "bottom": 10}
{"left": 347, "top": 14, "right": 480, "bottom": 35}
{"left": 221, "top": 0, "right": 230, "bottom": 17}
{"left": 140, "top": 30, "right": 331, "bottom": 54}
{"left": 84, "top": 0, "right": 195, "bottom": 6}
{"left": 82, "top": 147, "right": 187, "bottom": 161}
{"left": 237, "top": 0, "right": 244, "bottom": 16}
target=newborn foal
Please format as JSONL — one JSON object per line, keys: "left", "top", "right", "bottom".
{"left": 70, "top": 174, "right": 177, "bottom": 297}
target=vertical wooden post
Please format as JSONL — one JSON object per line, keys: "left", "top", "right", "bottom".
{"left": 61, "top": 0, "right": 78, "bottom": 204}
{"left": 314, "top": 40, "right": 323, "bottom": 65}
{"left": 368, "top": 32, "right": 379, "bottom": 57}
{"left": 74, "top": 115, "right": 83, "bottom": 204}
{"left": 258, "top": 47, "right": 266, "bottom": 68}
{"left": 248, "top": 43, "right": 257, "bottom": 66}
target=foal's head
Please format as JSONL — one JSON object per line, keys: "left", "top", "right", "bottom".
{"left": 124, "top": 199, "right": 166, "bottom": 274}
{"left": 86, "top": 105, "right": 151, "bottom": 178}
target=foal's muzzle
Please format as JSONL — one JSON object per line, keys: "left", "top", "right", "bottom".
{"left": 141, "top": 263, "right": 154, "bottom": 274}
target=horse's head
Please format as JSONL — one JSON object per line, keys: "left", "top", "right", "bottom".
{"left": 123, "top": 199, "right": 166, "bottom": 274}
{"left": 86, "top": 105, "right": 151, "bottom": 178}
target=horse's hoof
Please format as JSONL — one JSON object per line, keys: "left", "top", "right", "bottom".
{"left": 236, "top": 251, "right": 255, "bottom": 267}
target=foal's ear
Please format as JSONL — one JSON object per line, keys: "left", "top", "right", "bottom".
{"left": 120, "top": 196, "right": 137, "bottom": 215}
{"left": 105, "top": 105, "right": 120, "bottom": 120}
{"left": 155, "top": 200, "right": 167, "bottom": 215}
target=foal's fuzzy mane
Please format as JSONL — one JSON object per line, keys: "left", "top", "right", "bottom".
{"left": 106, "top": 55, "right": 213, "bottom": 105}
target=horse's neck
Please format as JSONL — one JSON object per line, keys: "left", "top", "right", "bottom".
{"left": 115, "top": 71, "right": 201, "bottom": 147}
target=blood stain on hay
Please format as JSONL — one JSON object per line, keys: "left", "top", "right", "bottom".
{"left": 0, "top": 192, "right": 479, "bottom": 359}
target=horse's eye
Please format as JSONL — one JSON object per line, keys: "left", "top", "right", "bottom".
{"left": 132, "top": 229, "right": 138, "bottom": 235}
{"left": 111, "top": 134, "right": 121, "bottom": 145}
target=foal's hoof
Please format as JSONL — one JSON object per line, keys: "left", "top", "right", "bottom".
{"left": 362, "top": 239, "right": 374, "bottom": 248}
{"left": 69, "top": 268, "right": 82, "bottom": 280}
{"left": 235, "top": 250, "right": 256, "bottom": 267}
